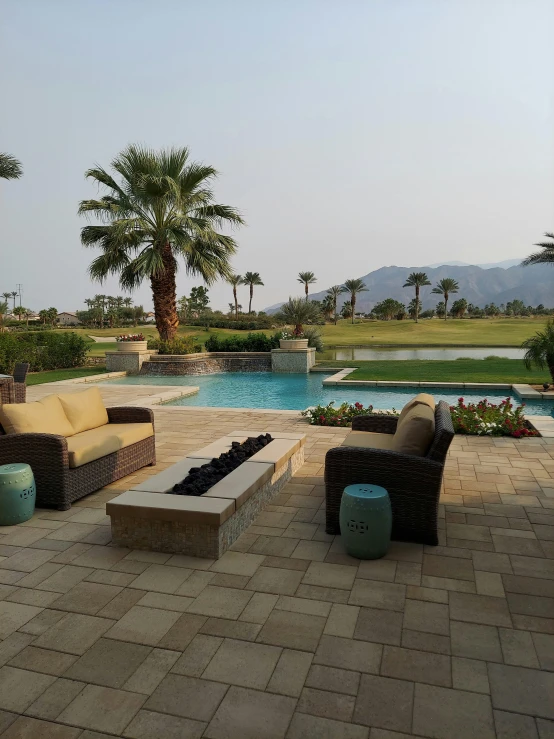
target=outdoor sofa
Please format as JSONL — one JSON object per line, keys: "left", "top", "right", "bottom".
{"left": 0, "top": 386, "right": 155, "bottom": 510}
{"left": 325, "top": 394, "right": 454, "bottom": 545}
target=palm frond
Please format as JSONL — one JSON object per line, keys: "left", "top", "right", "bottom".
{"left": 0, "top": 153, "right": 23, "bottom": 180}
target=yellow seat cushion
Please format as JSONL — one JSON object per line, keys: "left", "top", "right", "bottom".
{"left": 58, "top": 387, "right": 109, "bottom": 434}
{"left": 0, "top": 395, "right": 75, "bottom": 437}
{"left": 66, "top": 422, "right": 154, "bottom": 468}
{"left": 392, "top": 405, "right": 435, "bottom": 457}
{"left": 341, "top": 431, "right": 395, "bottom": 451}
{"left": 398, "top": 393, "right": 435, "bottom": 425}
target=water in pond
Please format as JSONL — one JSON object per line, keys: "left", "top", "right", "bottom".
{"left": 321, "top": 347, "right": 524, "bottom": 361}
{"left": 105, "top": 372, "right": 552, "bottom": 415}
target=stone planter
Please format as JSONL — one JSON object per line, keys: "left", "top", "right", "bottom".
{"left": 116, "top": 341, "right": 148, "bottom": 352}
{"left": 279, "top": 338, "right": 309, "bottom": 350}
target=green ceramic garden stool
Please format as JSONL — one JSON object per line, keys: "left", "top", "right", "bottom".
{"left": 340, "top": 484, "right": 392, "bottom": 559}
{"left": 0, "top": 463, "right": 36, "bottom": 526}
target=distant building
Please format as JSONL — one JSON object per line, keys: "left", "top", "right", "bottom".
{"left": 144, "top": 312, "right": 156, "bottom": 323}
{"left": 57, "top": 312, "right": 80, "bottom": 326}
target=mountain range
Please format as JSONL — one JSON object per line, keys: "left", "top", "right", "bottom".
{"left": 264, "top": 259, "right": 554, "bottom": 314}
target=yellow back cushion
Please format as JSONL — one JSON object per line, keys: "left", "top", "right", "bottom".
{"left": 0, "top": 395, "right": 75, "bottom": 436}
{"left": 392, "top": 404, "right": 435, "bottom": 457}
{"left": 57, "top": 387, "right": 109, "bottom": 434}
{"left": 398, "top": 393, "right": 435, "bottom": 425}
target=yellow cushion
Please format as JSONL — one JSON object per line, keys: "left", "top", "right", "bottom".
{"left": 398, "top": 393, "right": 435, "bottom": 426}
{"left": 392, "top": 405, "right": 435, "bottom": 457}
{"left": 57, "top": 387, "right": 108, "bottom": 434}
{"left": 341, "top": 431, "right": 395, "bottom": 450}
{"left": 66, "top": 422, "right": 154, "bottom": 468}
{"left": 0, "top": 395, "right": 74, "bottom": 437}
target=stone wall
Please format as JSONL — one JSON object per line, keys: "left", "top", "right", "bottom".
{"left": 140, "top": 352, "right": 271, "bottom": 376}
{"left": 271, "top": 347, "right": 316, "bottom": 374}
{"left": 106, "top": 351, "right": 152, "bottom": 374}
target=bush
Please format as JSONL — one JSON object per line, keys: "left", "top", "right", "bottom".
{"left": 148, "top": 336, "right": 202, "bottom": 355}
{"left": 204, "top": 332, "right": 279, "bottom": 353}
{"left": 302, "top": 401, "right": 398, "bottom": 427}
{"left": 187, "top": 317, "right": 277, "bottom": 330}
{"left": 450, "top": 397, "right": 538, "bottom": 437}
{"left": 0, "top": 332, "right": 89, "bottom": 373}
{"left": 483, "top": 355, "right": 507, "bottom": 360}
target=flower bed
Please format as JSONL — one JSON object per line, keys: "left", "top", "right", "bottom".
{"left": 116, "top": 333, "right": 145, "bottom": 342}
{"left": 450, "top": 397, "right": 538, "bottom": 437}
{"left": 302, "top": 401, "right": 398, "bottom": 427}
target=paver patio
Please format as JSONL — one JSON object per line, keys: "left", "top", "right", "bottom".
{"left": 0, "top": 382, "right": 552, "bottom": 738}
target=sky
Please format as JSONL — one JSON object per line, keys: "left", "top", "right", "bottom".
{"left": 1, "top": 0, "right": 553, "bottom": 314}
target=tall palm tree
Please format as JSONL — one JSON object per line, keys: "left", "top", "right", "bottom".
{"left": 79, "top": 144, "right": 243, "bottom": 341}
{"left": 403, "top": 272, "right": 431, "bottom": 323}
{"left": 227, "top": 274, "right": 242, "bottom": 319}
{"left": 0, "top": 153, "right": 23, "bottom": 180}
{"left": 241, "top": 272, "right": 264, "bottom": 314}
{"left": 10, "top": 291, "right": 18, "bottom": 311}
{"left": 340, "top": 279, "right": 368, "bottom": 324}
{"left": 432, "top": 278, "right": 459, "bottom": 321}
{"left": 2, "top": 292, "right": 12, "bottom": 314}
{"left": 297, "top": 271, "right": 317, "bottom": 301}
{"left": 123, "top": 297, "right": 133, "bottom": 308}
{"left": 522, "top": 233, "right": 554, "bottom": 266}
{"left": 325, "top": 285, "right": 342, "bottom": 325}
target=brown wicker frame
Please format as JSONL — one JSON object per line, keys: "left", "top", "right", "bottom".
{"left": 0, "top": 407, "right": 156, "bottom": 510}
{"left": 324, "top": 401, "right": 455, "bottom": 545}
{"left": 13, "top": 362, "right": 29, "bottom": 403}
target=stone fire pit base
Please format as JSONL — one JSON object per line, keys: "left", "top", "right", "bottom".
{"left": 107, "top": 431, "right": 305, "bottom": 558}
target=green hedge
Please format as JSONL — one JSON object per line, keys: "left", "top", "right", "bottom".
{"left": 0, "top": 332, "right": 89, "bottom": 374}
{"left": 204, "top": 332, "right": 280, "bottom": 352}
{"left": 188, "top": 317, "right": 276, "bottom": 330}
{"left": 147, "top": 336, "right": 202, "bottom": 355}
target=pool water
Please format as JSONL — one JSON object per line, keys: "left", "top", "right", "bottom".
{"left": 106, "top": 372, "right": 554, "bottom": 415}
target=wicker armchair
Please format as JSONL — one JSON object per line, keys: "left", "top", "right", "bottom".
{"left": 0, "top": 406, "right": 156, "bottom": 510}
{"left": 13, "top": 362, "right": 29, "bottom": 403}
{"left": 325, "top": 401, "right": 454, "bottom": 545}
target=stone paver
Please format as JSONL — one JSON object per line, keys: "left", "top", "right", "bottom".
{"left": 0, "top": 387, "right": 551, "bottom": 737}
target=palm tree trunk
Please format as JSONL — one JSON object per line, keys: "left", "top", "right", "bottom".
{"left": 305, "top": 284, "right": 308, "bottom": 302}
{"left": 444, "top": 294, "right": 448, "bottom": 321}
{"left": 151, "top": 243, "right": 179, "bottom": 341}
{"left": 415, "top": 286, "right": 419, "bottom": 323}
{"left": 351, "top": 295, "right": 355, "bottom": 324}
{"left": 234, "top": 287, "right": 238, "bottom": 320}
{"left": 249, "top": 285, "right": 253, "bottom": 314}
{"left": 334, "top": 299, "right": 337, "bottom": 325}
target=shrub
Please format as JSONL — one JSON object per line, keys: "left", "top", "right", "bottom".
{"left": 450, "top": 397, "right": 538, "bottom": 437}
{"left": 0, "top": 332, "right": 89, "bottom": 373}
{"left": 148, "top": 336, "right": 202, "bottom": 355}
{"left": 302, "top": 401, "right": 398, "bottom": 427}
{"left": 204, "top": 332, "right": 279, "bottom": 353}
{"left": 187, "top": 317, "right": 276, "bottom": 330}
{"left": 483, "top": 355, "right": 507, "bottom": 360}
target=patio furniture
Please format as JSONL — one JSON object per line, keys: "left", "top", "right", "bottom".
{"left": 340, "top": 483, "right": 392, "bottom": 559}
{"left": 0, "top": 375, "right": 14, "bottom": 405}
{"left": 13, "top": 362, "right": 29, "bottom": 403}
{"left": 0, "top": 386, "right": 155, "bottom": 510}
{"left": 0, "top": 463, "right": 36, "bottom": 525}
{"left": 325, "top": 398, "right": 454, "bottom": 545}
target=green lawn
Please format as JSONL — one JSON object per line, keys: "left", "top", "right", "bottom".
{"left": 316, "top": 359, "right": 545, "bottom": 384}
{"left": 27, "top": 367, "right": 106, "bottom": 386}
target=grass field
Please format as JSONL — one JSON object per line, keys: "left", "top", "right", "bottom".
{"left": 316, "top": 359, "right": 545, "bottom": 384}
{"left": 27, "top": 367, "right": 106, "bottom": 385}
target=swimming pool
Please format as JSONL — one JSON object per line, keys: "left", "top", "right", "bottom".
{"left": 106, "top": 373, "right": 554, "bottom": 415}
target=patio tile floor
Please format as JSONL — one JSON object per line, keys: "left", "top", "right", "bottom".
{"left": 0, "top": 383, "right": 552, "bottom": 737}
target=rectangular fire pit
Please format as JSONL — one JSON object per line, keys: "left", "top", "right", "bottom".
{"left": 107, "top": 431, "right": 305, "bottom": 558}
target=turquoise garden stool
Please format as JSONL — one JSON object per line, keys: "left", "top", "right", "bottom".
{"left": 0, "top": 463, "right": 36, "bottom": 526}
{"left": 340, "top": 484, "right": 392, "bottom": 559}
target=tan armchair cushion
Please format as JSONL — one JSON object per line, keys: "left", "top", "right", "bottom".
{"left": 341, "top": 431, "right": 395, "bottom": 450}
{"left": 397, "top": 393, "right": 435, "bottom": 425}
{"left": 0, "top": 395, "right": 75, "bottom": 437}
{"left": 58, "top": 387, "right": 108, "bottom": 434}
{"left": 392, "top": 405, "right": 435, "bottom": 456}
{"left": 66, "top": 422, "right": 154, "bottom": 468}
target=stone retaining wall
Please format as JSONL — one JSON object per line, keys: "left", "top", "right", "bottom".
{"left": 140, "top": 352, "right": 271, "bottom": 375}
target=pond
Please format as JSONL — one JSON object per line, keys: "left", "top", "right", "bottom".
{"left": 320, "top": 347, "right": 525, "bottom": 361}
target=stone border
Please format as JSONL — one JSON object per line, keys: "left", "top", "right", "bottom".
{"left": 107, "top": 432, "right": 306, "bottom": 558}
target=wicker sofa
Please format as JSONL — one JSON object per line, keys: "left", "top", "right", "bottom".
{"left": 325, "top": 399, "right": 454, "bottom": 545}
{"left": 0, "top": 387, "right": 155, "bottom": 510}
{"left": 13, "top": 362, "right": 29, "bottom": 403}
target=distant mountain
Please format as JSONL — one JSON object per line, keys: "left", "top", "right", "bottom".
{"left": 264, "top": 262, "right": 552, "bottom": 314}
{"left": 425, "top": 258, "right": 523, "bottom": 270}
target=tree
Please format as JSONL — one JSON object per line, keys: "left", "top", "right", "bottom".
{"left": 340, "top": 279, "right": 368, "bottom": 324}
{"left": 39, "top": 309, "right": 49, "bottom": 325}
{"left": 484, "top": 303, "right": 500, "bottom": 316}
{"left": 431, "top": 278, "right": 459, "bottom": 321}
{"left": 177, "top": 296, "right": 189, "bottom": 322}
{"left": 1, "top": 292, "right": 12, "bottom": 307}
{"left": 12, "top": 306, "right": 26, "bottom": 322}
{"left": 403, "top": 272, "right": 431, "bottom": 323}
{"left": 227, "top": 274, "right": 242, "bottom": 320}
{"left": 522, "top": 233, "right": 554, "bottom": 267}
{"left": 321, "top": 295, "right": 335, "bottom": 321}
{"left": 435, "top": 301, "right": 446, "bottom": 318}
{"left": 189, "top": 286, "right": 210, "bottom": 316}
{"left": 0, "top": 301, "right": 8, "bottom": 332}
{"left": 325, "top": 285, "right": 342, "bottom": 325}
{"left": 0, "top": 153, "right": 23, "bottom": 180}
{"left": 241, "top": 272, "right": 264, "bottom": 314}
{"left": 46, "top": 307, "right": 58, "bottom": 326}
{"left": 278, "top": 297, "right": 321, "bottom": 335}
{"left": 450, "top": 298, "right": 468, "bottom": 318}
{"left": 506, "top": 299, "right": 526, "bottom": 317}
{"left": 372, "top": 298, "right": 405, "bottom": 321}
{"left": 10, "top": 292, "right": 18, "bottom": 311}
{"left": 79, "top": 144, "right": 243, "bottom": 341}
{"left": 123, "top": 297, "right": 133, "bottom": 308}
{"left": 522, "top": 320, "right": 554, "bottom": 383}
{"left": 297, "top": 271, "right": 317, "bottom": 302}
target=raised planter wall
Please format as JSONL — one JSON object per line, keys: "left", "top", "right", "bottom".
{"left": 140, "top": 352, "right": 271, "bottom": 376}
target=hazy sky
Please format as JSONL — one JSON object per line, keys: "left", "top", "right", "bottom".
{"left": 1, "top": 0, "right": 553, "bottom": 314}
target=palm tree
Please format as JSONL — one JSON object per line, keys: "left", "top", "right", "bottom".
{"left": 241, "top": 272, "right": 264, "bottom": 314}
{"left": 297, "top": 271, "right": 317, "bottom": 301}
{"left": 0, "top": 153, "right": 23, "bottom": 180}
{"left": 0, "top": 301, "right": 7, "bottom": 332}
{"left": 522, "top": 233, "right": 554, "bottom": 266}
{"left": 340, "top": 279, "right": 368, "bottom": 324}
{"left": 432, "top": 278, "right": 459, "bottom": 321}
{"left": 326, "top": 285, "right": 342, "bottom": 325}
{"left": 79, "top": 144, "right": 243, "bottom": 341}
{"left": 522, "top": 320, "right": 554, "bottom": 383}
{"left": 403, "top": 272, "right": 431, "bottom": 323}
{"left": 278, "top": 297, "right": 321, "bottom": 335}
{"left": 123, "top": 297, "right": 133, "bottom": 308}
{"left": 227, "top": 274, "right": 242, "bottom": 319}
{"left": 10, "top": 291, "right": 18, "bottom": 311}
